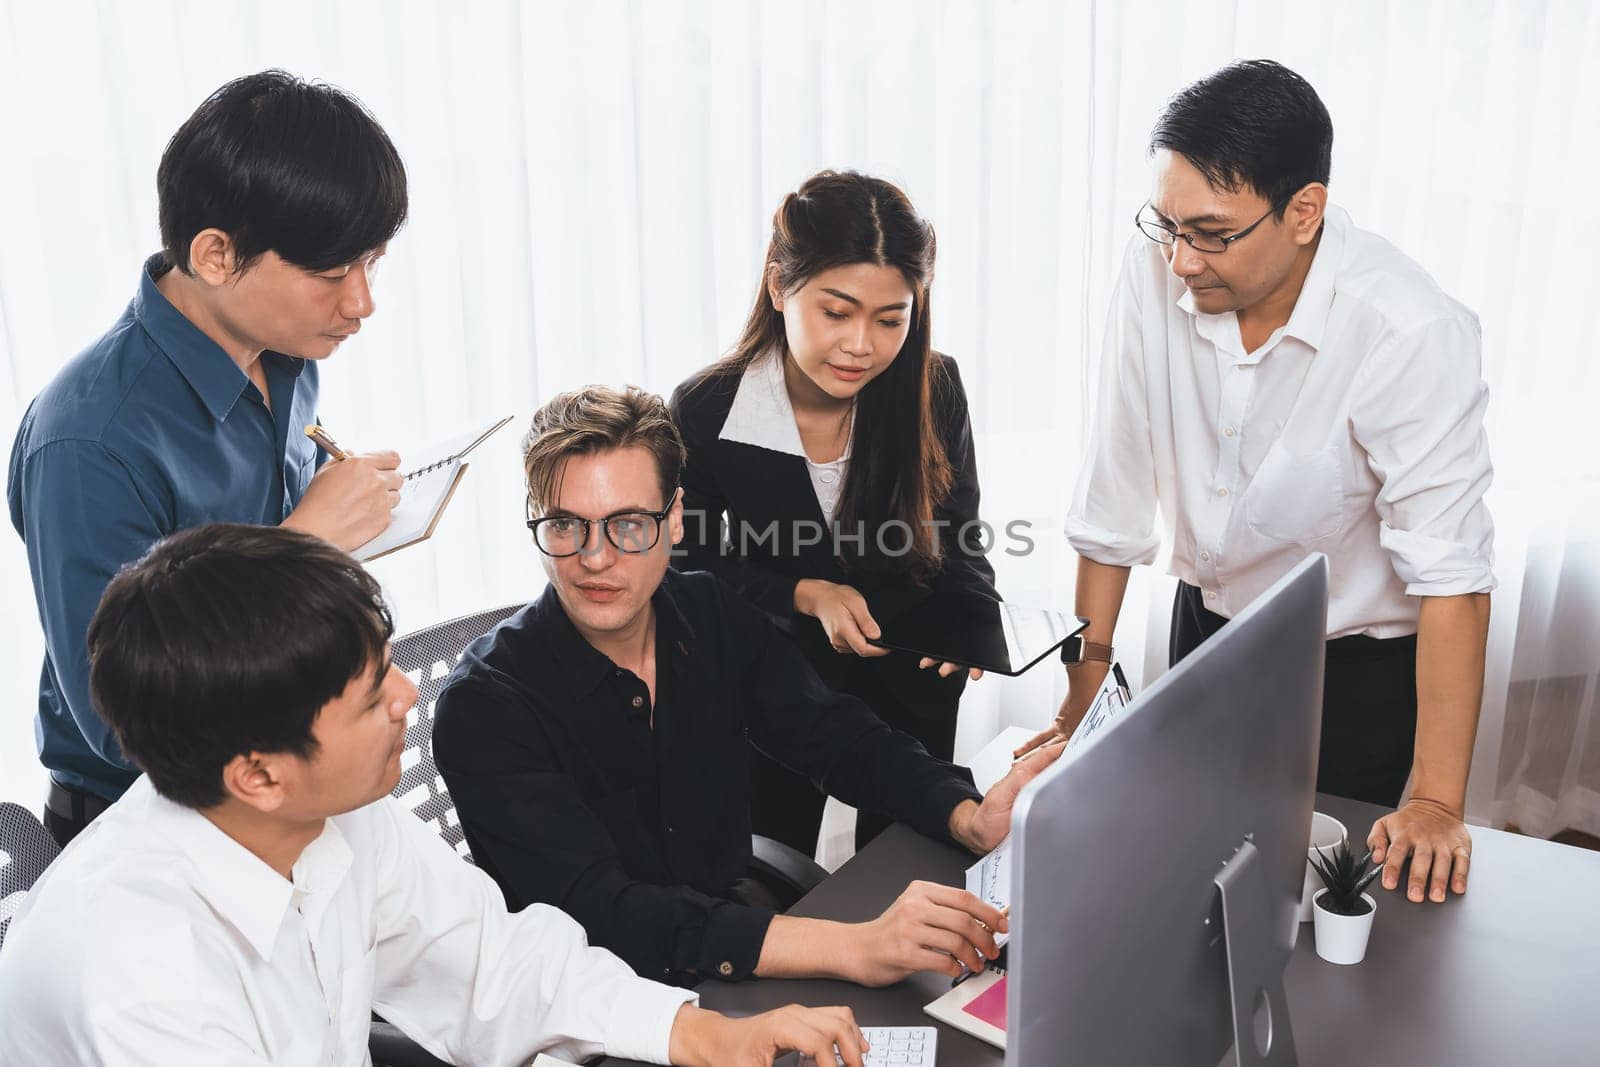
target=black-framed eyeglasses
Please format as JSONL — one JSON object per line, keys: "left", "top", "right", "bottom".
{"left": 525, "top": 488, "right": 679, "bottom": 558}
{"left": 1135, "top": 203, "right": 1276, "bottom": 254}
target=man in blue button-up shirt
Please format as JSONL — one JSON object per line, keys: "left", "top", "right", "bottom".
{"left": 8, "top": 70, "right": 410, "bottom": 846}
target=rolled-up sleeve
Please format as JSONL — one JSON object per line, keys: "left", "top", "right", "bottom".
{"left": 368, "top": 797, "right": 696, "bottom": 1066}
{"left": 1065, "top": 243, "right": 1162, "bottom": 567}
{"left": 1350, "top": 314, "right": 1496, "bottom": 597}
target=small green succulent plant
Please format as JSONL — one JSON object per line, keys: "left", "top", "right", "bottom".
{"left": 1310, "top": 839, "right": 1382, "bottom": 916}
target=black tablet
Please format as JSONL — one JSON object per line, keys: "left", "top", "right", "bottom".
{"left": 867, "top": 591, "right": 1089, "bottom": 676}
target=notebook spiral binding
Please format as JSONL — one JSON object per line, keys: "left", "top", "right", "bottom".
{"left": 405, "top": 458, "right": 456, "bottom": 481}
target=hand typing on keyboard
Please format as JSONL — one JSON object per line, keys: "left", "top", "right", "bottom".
{"left": 791, "top": 1026, "right": 939, "bottom": 1067}
{"left": 848, "top": 1026, "right": 938, "bottom": 1066}
{"left": 670, "top": 1003, "right": 868, "bottom": 1066}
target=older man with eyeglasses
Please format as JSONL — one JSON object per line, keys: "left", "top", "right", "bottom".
{"left": 1016, "top": 60, "right": 1494, "bottom": 910}
{"left": 430, "top": 385, "right": 1066, "bottom": 996}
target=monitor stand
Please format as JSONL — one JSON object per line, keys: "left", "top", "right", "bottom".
{"left": 1214, "top": 839, "right": 1299, "bottom": 1067}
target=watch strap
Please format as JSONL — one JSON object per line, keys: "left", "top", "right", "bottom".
{"left": 1079, "top": 639, "right": 1114, "bottom": 663}
{"left": 1062, "top": 637, "right": 1115, "bottom": 666}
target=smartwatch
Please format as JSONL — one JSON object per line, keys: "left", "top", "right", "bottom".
{"left": 1060, "top": 634, "right": 1114, "bottom": 667}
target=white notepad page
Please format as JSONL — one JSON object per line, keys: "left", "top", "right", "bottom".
{"left": 350, "top": 415, "right": 512, "bottom": 562}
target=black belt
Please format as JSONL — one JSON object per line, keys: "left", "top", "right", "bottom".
{"left": 44, "top": 778, "right": 114, "bottom": 824}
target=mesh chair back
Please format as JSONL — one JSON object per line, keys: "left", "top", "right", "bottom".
{"left": 389, "top": 605, "right": 523, "bottom": 863}
{"left": 0, "top": 802, "right": 61, "bottom": 952}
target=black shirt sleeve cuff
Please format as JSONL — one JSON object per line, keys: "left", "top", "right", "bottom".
{"left": 906, "top": 765, "right": 984, "bottom": 845}
{"left": 694, "top": 900, "right": 776, "bottom": 982}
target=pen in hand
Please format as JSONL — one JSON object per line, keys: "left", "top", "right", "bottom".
{"left": 304, "top": 424, "right": 353, "bottom": 461}
{"left": 952, "top": 905, "right": 1010, "bottom": 986}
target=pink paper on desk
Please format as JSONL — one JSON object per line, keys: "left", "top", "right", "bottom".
{"left": 961, "top": 974, "right": 1008, "bottom": 1030}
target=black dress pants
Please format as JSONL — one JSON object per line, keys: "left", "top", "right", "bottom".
{"left": 1169, "top": 582, "right": 1417, "bottom": 807}
{"left": 750, "top": 635, "right": 966, "bottom": 857}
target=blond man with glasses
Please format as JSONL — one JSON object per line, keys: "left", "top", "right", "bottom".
{"left": 431, "top": 385, "right": 1064, "bottom": 997}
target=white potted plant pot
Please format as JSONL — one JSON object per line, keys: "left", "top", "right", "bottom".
{"left": 1300, "top": 812, "right": 1348, "bottom": 922}
{"left": 1312, "top": 888, "right": 1375, "bottom": 965}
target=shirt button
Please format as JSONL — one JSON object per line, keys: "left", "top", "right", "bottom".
{"left": 1205, "top": 591, "right": 1218, "bottom": 601}
{"left": 718, "top": 961, "right": 734, "bottom": 976}
{"left": 820, "top": 471, "right": 837, "bottom": 484}
{"left": 631, "top": 695, "right": 644, "bottom": 708}
{"left": 1223, "top": 426, "right": 1236, "bottom": 438}
{"left": 1216, "top": 487, "right": 1229, "bottom": 498}
{"left": 1199, "top": 551, "right": 1211, "bottom": 562}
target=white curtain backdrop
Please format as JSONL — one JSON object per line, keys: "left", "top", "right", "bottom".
{"left": 2, "top": 0, "right": 1596, "bottom": 842}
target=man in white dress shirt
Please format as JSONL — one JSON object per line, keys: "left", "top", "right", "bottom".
{"left": 0, "top": 523, "right": 868, "bottom": 1066}
{"left": 1017, "top": 60, "right": 1493, "bottom": 907}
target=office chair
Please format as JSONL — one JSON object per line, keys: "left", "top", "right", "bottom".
{"left": 370, "top": 604, "right": 522, "bottom": 1067}
{"left": 387, "top": 604, "right": 523, "bottom": 864}
{"left": 0, "top": 801, "right": 62, "bottom": 954}
{"left": 369, "top": 600, "right": 830, "bottom": 1067}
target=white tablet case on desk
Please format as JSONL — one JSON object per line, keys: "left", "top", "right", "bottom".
{"left": 923, "top": 965, "right": 1007, "bottom": 1049}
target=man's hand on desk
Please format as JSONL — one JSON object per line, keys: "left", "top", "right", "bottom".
{"left": 950, "top": 737, "right": 1068, "bottom": 854}
{"left": 754, "top": 746, "right": 1054, "bottom": 988}
{"left": 757, "top": 882, "right": 1006, "bottom": 987}
{"left": 841, "top": 881, "right": 1007, "bottom": 986}
{"left": 282, "top": 449, "right": 402, "bottom": 550}
{"left": 668, "top": 1003, "right": 868, "bottom": 1067}
{"left": 1367, "top": 797, "right": 1472, "bottom": 904}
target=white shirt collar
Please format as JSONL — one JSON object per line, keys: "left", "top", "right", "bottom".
{"left": 1176, "top": 204, "right": 1350, "bottom": 360}
{"left": 133, "top": 777, "right": 352, "bottom": 961}
{"left": 719, "top": 348, "right": 852, "bottom": 462}
{"left": 719, "top": 347, "right": 809, "bottom": 457}
{"left": 1279, "top": 204, "right": 1347, "bottom": 350}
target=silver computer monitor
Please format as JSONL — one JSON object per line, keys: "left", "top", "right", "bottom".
{"left": 1007, "top": 554, "right": 1327, "bottom": 1067}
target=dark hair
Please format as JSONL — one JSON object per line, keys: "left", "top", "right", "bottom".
{"left": 523, "top": 385, "right": 685, "bottom": 512}
{"left": 87, "top": 523, "right": 394, "bottom": 809}
{"left": 700, "top": 169, "right": 953, "bottom": 584}
{"left": 157, "top": 69, "right": 408, "bottom": 274}
{"left": 1150, "top": 59, "right": 1333, "bottom": 215}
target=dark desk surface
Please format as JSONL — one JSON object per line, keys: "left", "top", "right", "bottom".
{"left": 599, "top": 793, "right": 1600, "bottom": 1066}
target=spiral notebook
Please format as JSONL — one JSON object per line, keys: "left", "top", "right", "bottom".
{"left": 923, "top": 965, "right": 1007, "bottom": 1049}
{"left": 352, "top": 415, "right": 514, "bottom": 562}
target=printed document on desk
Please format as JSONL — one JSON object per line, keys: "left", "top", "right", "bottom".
{"left": 1063, "top": 662, "right": 1132, "bottom": 754}
{"left": 963, "top": 664, "right": 1134, "bottom": 921}
{"left": 966, "top": 838, "right": 1012, "bottom": 950}
{"left": 352, "top": 415, "right": 513, "bottom": 562}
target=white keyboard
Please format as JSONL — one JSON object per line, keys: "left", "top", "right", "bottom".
{"left": 836, "top": 1025, "right": 938, "bottom": 1066}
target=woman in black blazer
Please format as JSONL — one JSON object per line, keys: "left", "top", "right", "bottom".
{"left": 670, "top": 170, "right": 997, "bottom": 855}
